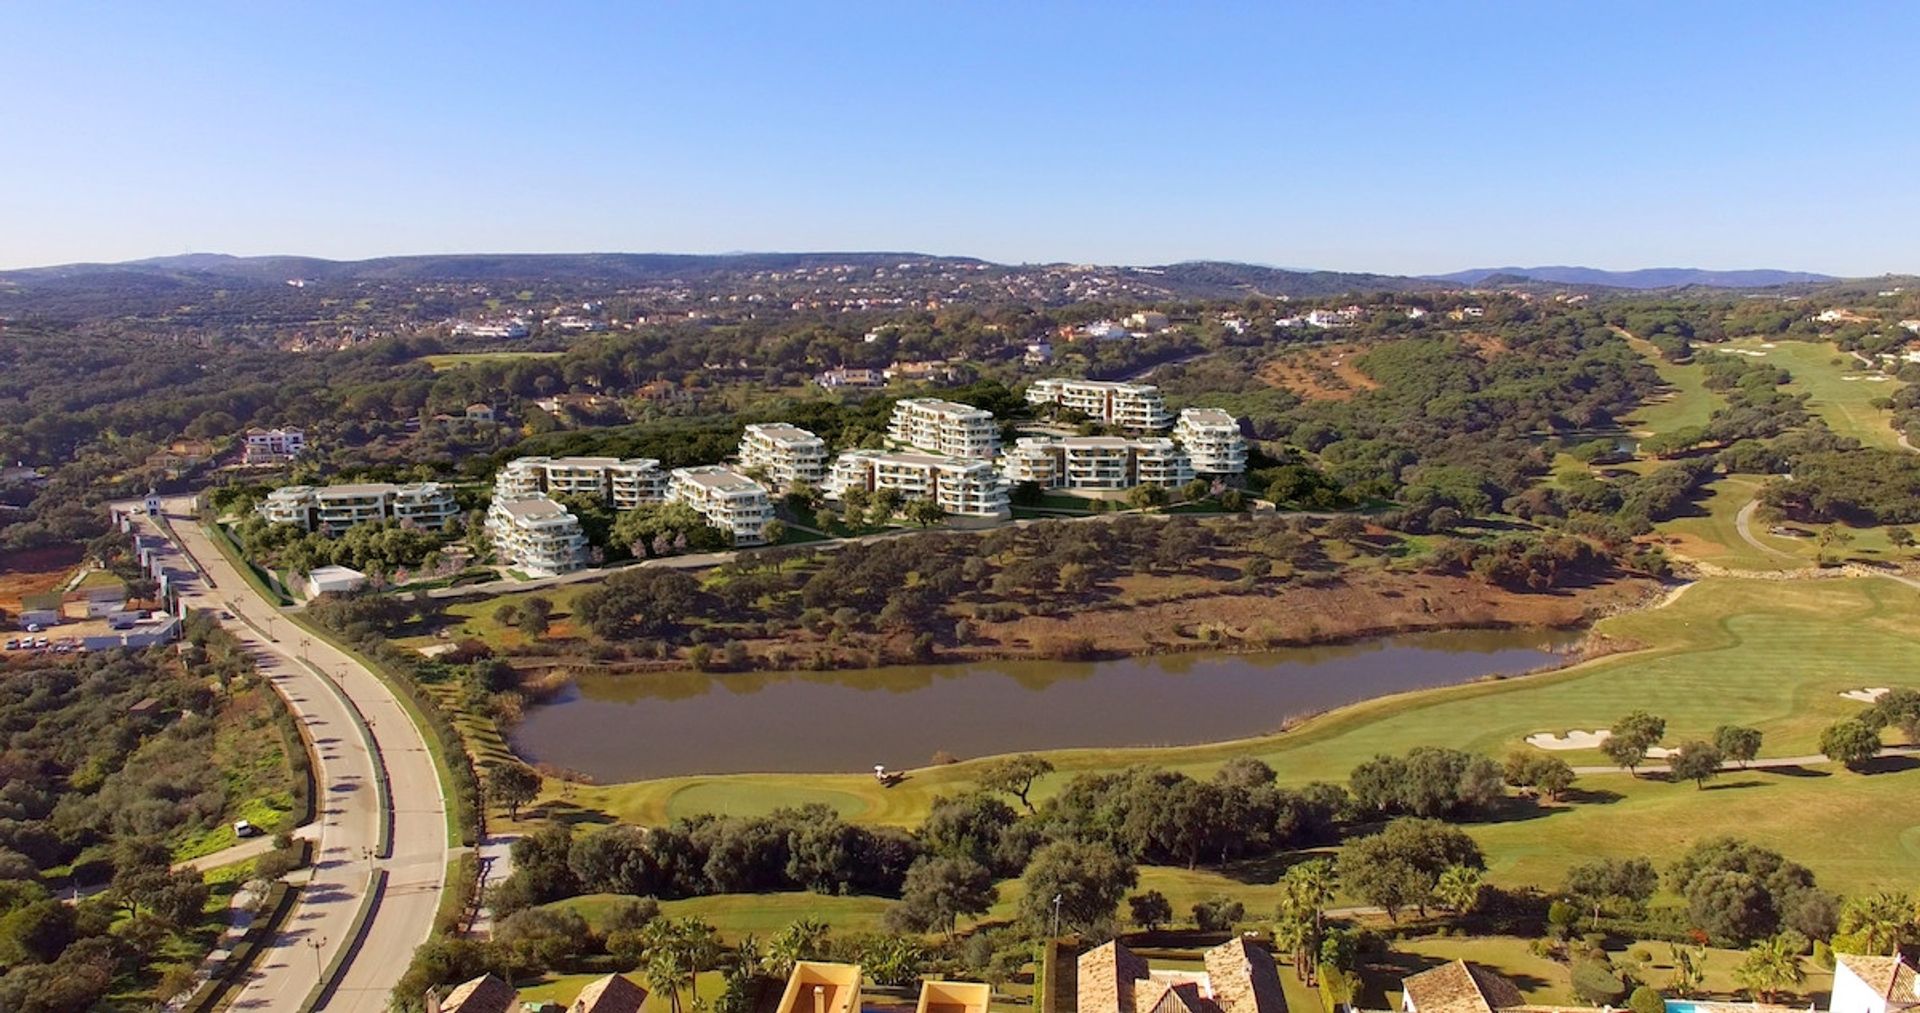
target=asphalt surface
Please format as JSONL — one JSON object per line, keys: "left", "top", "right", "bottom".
{"left": 129, "top": 498, "right": 450, "bottom": 1012}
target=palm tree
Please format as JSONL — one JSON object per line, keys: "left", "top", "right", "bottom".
{"left": 1318, "top": 964, "right": 1359, "bottom": 1013}
{"left": 764, "top": 917, "right": 831, "bottom": 980}
{"left": 1734, "top": 936, "right": 1805, "bottom": 1003}
{"left": 1277, "top": 860, "right": 1337, "bottom": 985}
{"left": 639, "top": 917, "right": 722, "bottom": 1013}
{"left": 1837, "top": 891, "right": 1915, "bottom": 955}
{"left": 1271, "top": 913, "right": 1315, "bottom": 984}
{"left": 1435, "top": 865, "right": 1485, "bottom": 915}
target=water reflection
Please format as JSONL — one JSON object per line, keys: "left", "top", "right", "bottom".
{"left": 511, "top": 627, "right": 1582, "bottom": 780}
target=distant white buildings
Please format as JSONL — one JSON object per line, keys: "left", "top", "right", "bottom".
{"left": 260, "top": 482, "right": 458, "bottom": 532}
{"left": 668, "top": 466, "right": 774, "bottom": 546}
{"left": 815, "top": 367, "right": 885, "bottom": 389}
{"left": 1123, "top": 310, "right": 1169, "bottom": 331}
{"left": 452, "top": 318, "right": 531, "bottom": 339}
{"left": 738, "top": 424, "right": 829, "bottom": 491}
{"left": 244, "top": 427, "right": 306, "bottom": 465}
{"left": 1025, "top": 379, "right": 1174, "bottom": 431}
{"left": 1024, "top": 341, "right": 1053, "bottom": 366}
{"left": 1002, "top": 436, "right": 1192, "bottom": 491}
{"left": 487, "top": 495, "right": 588, "bottom": 575}
{"left": 824, "top": 449, "right": 1009, "bottom": 519}
{"left": 888, "top": 398, "right": 1001, "bottom": 459}
{"left": 1079, "top": 320, "right": 1131, "bottom": 341}
{"left": 495, "top": 456, "right": 670, "bottom": 510}
{"left": 306, "top": 565, "right": 368, "bottom": 597}
{"left": 1173, "top": 408, "right": 1247, "bottom": 475}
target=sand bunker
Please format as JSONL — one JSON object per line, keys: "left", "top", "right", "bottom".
{"left": 1645, "top": 746, "right": 1679, "bottom": 759}
{"left": 1527, "top": 729, "right": 1611, "bottom": 750}
{"left": 1840, "top": 687, "right": 1891, "bottom": 703}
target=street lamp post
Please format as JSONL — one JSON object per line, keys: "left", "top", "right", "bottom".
{"left": 300, "top": 637, "right": 310, "bottom": 661}
{"left": 307, "top": 935, "right": 327, "bottom": 976}
{"left": 1051, "top": 893, "right": 1063, "bottom": 939}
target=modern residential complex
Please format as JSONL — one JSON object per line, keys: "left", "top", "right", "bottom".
{"left": 1025, "top": 378, "right": 1174, "bottom": 430}
{"left": 1002, "top": 436, "right": 1194, "bottom": 491}
{"left": 259, "top": 481, "right": 459, "bottom": 532}
{"left": 486, "top": 494, "right": 589, "bottom": 575}
{"left": 494, "top": 456, "right": 670, "bottom": 509}
{"left": 887, "top": 397, "right": 1001, "bottom": 459}
{"left": 667, "top": 466, "right": 775, "bottom": 545}
{"left": 1172, "top": 407, "right": 1248, "bottom": 475}
{"left": 823, "top": 449, "right": 1011, "bottom": 518}
{"left": 737, "top": 423, "right": 829, "bottom": 490}
{"left": 243, "top": 426, "right": 306, "bottom": 464}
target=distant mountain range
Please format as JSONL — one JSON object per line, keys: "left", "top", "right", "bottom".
{"left": 1427, "top": 266, "right": 1835, "bottom": 289}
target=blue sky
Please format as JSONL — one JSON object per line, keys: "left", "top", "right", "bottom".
{"left": 4, "top": 2, "right": 1917, "bottom": 274}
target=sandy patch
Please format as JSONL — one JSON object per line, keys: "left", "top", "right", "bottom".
{"left": 1527, "top": 729, "right": 1611, "bottom": 750}
{"left": 1840, "top": 687, "right": 1890, "bottom": 703}
{"left": 1256, "top": 343, "right": 1381, "bottom": 401}
{"left": 1645, "top": 746, "right": 1679, "bottom": 759}
{"left": 418, "top": 643, "right": 459, "bottom": 658}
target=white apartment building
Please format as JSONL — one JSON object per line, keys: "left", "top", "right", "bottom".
{"left": 1001, "top": 437, "right": 1194, "bottom": 491}
{"left": 259, "top": 482, "right": 459, "bottom": 532}
{"left": 1830, "top": 953, "right": 1916, "bottom": 1013}
{"left": 1024, "top": 379, "right": 1174, "bottom": 431}
{"left": 668, "top": 466, "right": 774, "bottom": 546}
{"left": 494, "top": 456, "right": 669, "bottom": 510}
{"left": 823, "top": 449, "right": 1009, "bottom": 519}
{"left": 486, "top": 495, "right": 589, "bottom": 575}
{"left": 244, "top": 427, "right": 306, "bottom": 463}
{"left": 1172, "top": 408, "right": 1248, "bottom": 475}
{"left": 737, "top": 423, "right": 829, "bottom": 490}
{"left": 886, "top": 398, "right": 1000, "bottom": 459}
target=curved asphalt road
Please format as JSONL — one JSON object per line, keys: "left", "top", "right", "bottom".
{"left": 128, "top": 497, "right": 449, "bottom": 1012}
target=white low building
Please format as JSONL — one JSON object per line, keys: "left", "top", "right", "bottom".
{"left": 1002, "top": 436, "right": 1193, "bottom": 491}
{"left": 244, "top": 427, "right": 306, "bottom": 464}
{"left": 738, "top": 423, "right": 829, "bottom": 491}
{"left": 495, "top": 456, "right": 669, "bottom": 510}
{"left": 486, "top": 495, "right": 589, "bottom": 575}
{"left": 305, "top": 565, "right": 367, "bottom": 597}
{"left": 260, "top": 482, "right": 459, "bottom": 532}
{"left": 668, "top": 466, "right": 774, "bottom": 546}
{"left": 1172, "top": 408, "right": 1247, "bottom": 475}
{"left": 823, "top": 449, "right": 1009, "bottom": 519}
{"left": 887, "top": 398, "right": 1000, "bottom": 459}
{"left": 1025, "top": 379, "right": 1173, "bottom": 431}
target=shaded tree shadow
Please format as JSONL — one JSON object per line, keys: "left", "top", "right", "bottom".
{"left": 1558, "top": 787, "right": 1625, "bottom": 805}
{"left": 537, "top": 800, "right": 616, "bottom": 828}
{"left": 1854, "top": 755, "right": 1919, "bottom": 775}
{"left": 1700, "top": 778, "right": 1766, "bottom": 791}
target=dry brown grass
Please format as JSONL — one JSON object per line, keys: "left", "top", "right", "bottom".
{"left": 0, "top": 545, "right": 83, "bottom": 611}
{"left": 1256, "top": 342, "right": 1381, "bottom": 401}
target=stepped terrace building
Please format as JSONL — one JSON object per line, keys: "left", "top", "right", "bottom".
{"left": 486, "top": 494, "right": 589, "bottom": 575}
{"left": 1172, "top": 408, "right": 1248, "bottom": 475}
{"left": 824, "top": 449, "right": 1010, "bottom": 519}
{"left": 667, "top": 466, "right": 775, "bottom": 546}
{"left": 738, "top": 423, "right": 829, "bottom": 490}
{"left": 887, "top": 398, "right": 1000, "bottom": 459}
{"left": 494, "top": 456, "right": 669, "bottom": 509}
{"left": 1025, "top": 378, "right": 1174, "bottom": 430}
{"left": 1001, "top": 436, "right": 1193, "bottom": 491}
{"left": 260, "top": 482, "right": 459, "bottom": 532}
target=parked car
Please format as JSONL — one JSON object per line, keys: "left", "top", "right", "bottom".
{"left": 232, "top": 820, "right": 260, "bottom": 838}
{"left": 3, "top": 639, "right": 16, "bottom": 650}
{"left": 33, "top": 637, "right": 49, "bottom": 649}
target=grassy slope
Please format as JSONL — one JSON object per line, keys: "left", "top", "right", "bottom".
{"left": 422, "top": 351, "right": 564, "bottom": 371}
{"left": 1617, "top": 333, "right": 1725, "bottom": 436}
{"left": 561, "top": 577, "right": 1920, "bottom": 896}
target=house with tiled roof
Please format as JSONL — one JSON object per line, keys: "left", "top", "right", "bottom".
{"left": 569, "top": 972, "right": 648, "bottom": 1013}
{"left": 1400, "top": 960, "right": 1527, "bottom": 1013}
{"left": 1833, "top": 953, "right": 1919, "bottom": 1013}
{"left": 428, "top": 973, "right": 517, "bottom": 1013}
{"left": 1076, "top": 939, "right": 1286, "bottom": 1013}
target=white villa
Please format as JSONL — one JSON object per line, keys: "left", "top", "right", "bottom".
{"left": 1002, "top": 436, "right": 1193, "bottom": 491}
{"left": 260, "top": 482, "right": 459, "bottom": 532}
{"left": 738, "top": 423, "right": 829, "bottom": 491}
{"left": 486, "top": 494, "right": 589, "bottom": 575}
{"left": 1172, "top": 408, "right": 1248, "bottom": 475}
{"left": 1025, "top": 378, "right": 1174, "bottom": 430}
{"left": 244, "top": 427, "right": 306, "bottom": 464}
{"left": 887, "top": 398, "right": 1000, "bottom": 459}
{"left": 667, "top": 466, "right": 774, "bottom": 546}
{"left": 1832, "top": 953, "right": 1917, "bottom": 1013}
{"left": 494, "top": 456, "right": 670, "bottom": 509}
{"left": 823, "top": 449, "right": 1010, "bottom": 519}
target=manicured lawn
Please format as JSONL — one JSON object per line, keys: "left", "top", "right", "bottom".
{"left": 549, "top": 891, "right": 894, "bottom": 940}
{"left": 1719, "top": 338, "right": 1905, "bottom": 450}
{"left": 1656, "top": 473, "right": 1916, "bottom": 571}
{"left": 422, "top": 350, "right": 564, "bottom": 371}
{"left": 569, "top": 576, "right": 1920, "bottom": 896}
{"left": 1618, "top": 332, "right": 1724, "bottom": 437}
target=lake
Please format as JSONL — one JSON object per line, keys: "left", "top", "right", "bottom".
{"left": 508, "top": 626, "right": 1583, "bottom": 781}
